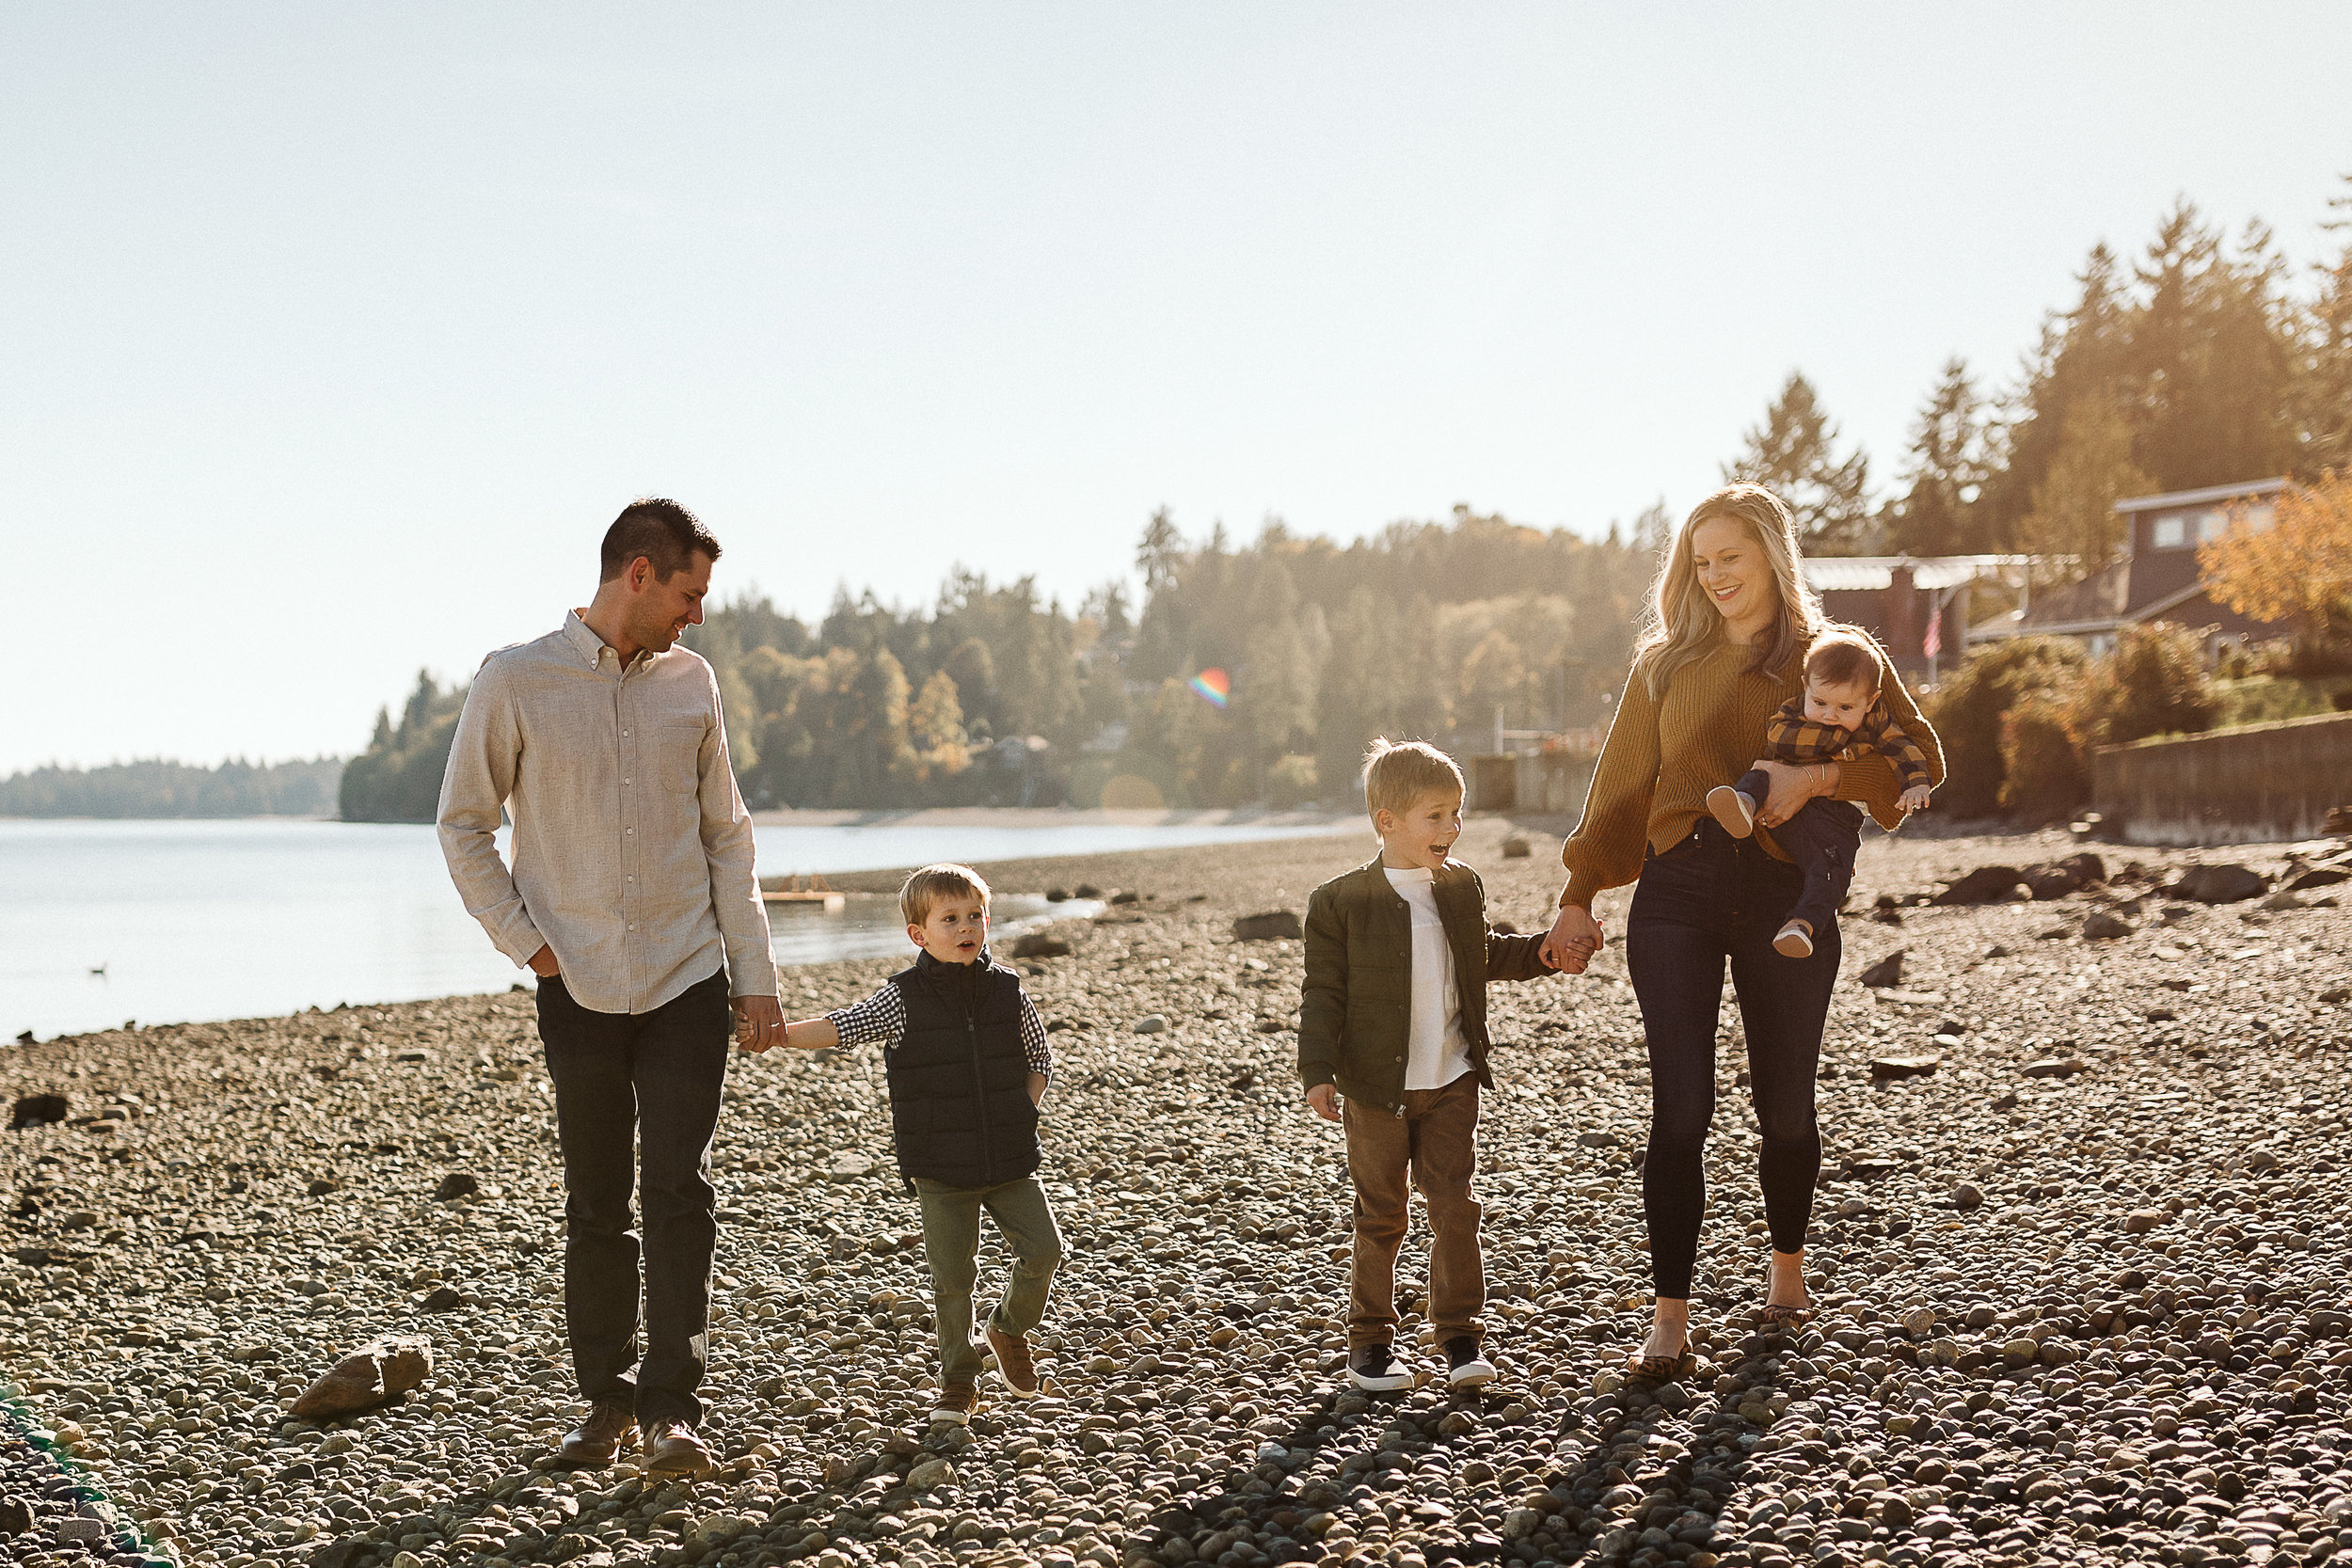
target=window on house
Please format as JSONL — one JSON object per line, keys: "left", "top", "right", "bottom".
{"left": 2150, "top": 515, "right": 2186, "bottom": 548}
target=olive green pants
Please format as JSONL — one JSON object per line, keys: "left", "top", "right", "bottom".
{"left": 913, "top": 1175, "right": 1063, "bottom": 1386}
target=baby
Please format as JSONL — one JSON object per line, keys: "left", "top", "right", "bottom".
{"left": 1706, "top": 628, "right": 1933, "bottom": 957}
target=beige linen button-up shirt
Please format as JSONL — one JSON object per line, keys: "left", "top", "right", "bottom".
{"left": 437, "top": 610, "right": 777, "bottom": 1014}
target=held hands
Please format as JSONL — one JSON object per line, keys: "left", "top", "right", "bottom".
{"left": 1899, "top": 784, "right": 1933, "bottom": 815}
{"left": 731, "top": 994, "right": 786, "bottom": 1053}
{"left": 1304, "top": 1083, "right": 1342, "bottom": 1123}
{"left": 1541, "top": 904, "right": 1603, "bottom": 974}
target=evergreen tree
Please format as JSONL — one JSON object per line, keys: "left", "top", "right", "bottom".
{"left": 1888, "top": 357, "right": 1991, "bottom": 555}
{"left": 1981, "top": 244, "right": 2134, "bottom": 547}
{"left": 2014, "top": 401, "right": 2157, "bottom": 587}
{"left": 1723, "top": 372, "right": 1874, "bottom": 553}
{"left": 2123, "top": 202, "right": 2296, "bottom": 490}
{"left": 2295, "top": 174, "right": 2352, "bottom": 478}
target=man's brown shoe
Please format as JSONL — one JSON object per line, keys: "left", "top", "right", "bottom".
{"left": 986, "top": 1325, "right": 1041, "bottom": 1398}
{"left": 640, "top": 1418, "right": 715, "bottom": 1478}
{"left": 557, "top": 1401, "right": 638, "bottom": 1466}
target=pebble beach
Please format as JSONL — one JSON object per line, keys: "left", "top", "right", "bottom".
{"left": 3, "top": 819, "right": 2349, "bottom": 1568}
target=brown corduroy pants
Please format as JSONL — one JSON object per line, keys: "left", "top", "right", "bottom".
{"left": 1343, "top": 1073, "right": 1484, "bottom": 1350}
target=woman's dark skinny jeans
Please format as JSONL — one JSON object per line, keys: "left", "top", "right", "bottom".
{"left": 1627, "top": 817, "right": 1836, "bottom": 1299}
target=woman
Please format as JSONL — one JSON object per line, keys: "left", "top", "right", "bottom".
{"left": 1539, "top": 483, "right": 1943, "bottom": 1374}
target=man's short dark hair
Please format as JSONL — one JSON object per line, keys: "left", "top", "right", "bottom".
{"left": 600, "top": 498, "right": 722, "bottom": 583}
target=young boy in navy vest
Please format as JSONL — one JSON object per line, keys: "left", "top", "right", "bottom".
{"left": 769, "top": 863, "right": 1060, "bottom": 1424}
{"left": 1298, "top": 740, "right": 1559, "bottom": 1393}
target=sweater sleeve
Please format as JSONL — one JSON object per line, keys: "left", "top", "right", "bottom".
{"left": 1557, "top": 661, "right": 1663, "bottom": 909}
{"left": 1833, "top": 638, "right": 1945, "bottom": 829}
{"left": 1552, "top": 662, "right": 1665, "bottom": 907}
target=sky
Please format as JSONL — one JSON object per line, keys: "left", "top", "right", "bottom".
{"left": 4, "top": 4, "right": 2349, "bottom": 773}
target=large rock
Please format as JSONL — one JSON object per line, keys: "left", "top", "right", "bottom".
{"left": 1869, "top": 1054, "right": 1941, "bottom": 1081}
{"left": 2023, "top": 863, "right": 2082, "bottom": 900}
{"left": 1856, "top": 951, "right": 1905, "bottom": 989}
{"left": 2024, "top": 1057, "right": 2088, "bottom": 1079}
{"left": 1232, "top": 911, "right": 1304, "bottom": 942}
{"left": 1009, "top": 931, "right": 1073, "bottom": 958}
{"left": 1501, "top": 834, "right": 1533, "bottom": 859}
{"left": 1936, "top": 866, "right": 2025, "bottom": 905}
{"left": 2169, "top": 863, "right": 2268, "bottom": 904}
{"left": 8, "top": 1093, "right": 68, "bottom": 1130}
{"left": 2080, "top": 910, "right": 2134, "bottom": 940}
{"left": 291, "top": 1337, "right": 433, "bottom": 1419}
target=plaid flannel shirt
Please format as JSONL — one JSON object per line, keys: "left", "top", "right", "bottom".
{"left": 1763, "top": 691, "right": 1933, "bottom": 789}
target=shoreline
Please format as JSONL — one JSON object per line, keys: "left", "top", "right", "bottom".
{"left": 2, "top": 825, "right": 2346, "bottom": 1567}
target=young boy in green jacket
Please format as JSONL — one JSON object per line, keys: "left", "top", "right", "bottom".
{"left": 1297, "top": 739, "right": 1561, "bottom": 1392}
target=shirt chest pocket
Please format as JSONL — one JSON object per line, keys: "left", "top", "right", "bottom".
{"left": 654, "top": 721, "right": 707, "bottom": 794}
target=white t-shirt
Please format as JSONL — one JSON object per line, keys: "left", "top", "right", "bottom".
{"left": 1383, "top": 865, "right": 1472, "bottom": 1090}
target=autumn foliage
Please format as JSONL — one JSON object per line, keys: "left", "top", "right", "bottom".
{"left": 2201, "top": 472, "right": 2352, "bottom": 649}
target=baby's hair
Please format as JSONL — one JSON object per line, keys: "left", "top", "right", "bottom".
{"left": 1362, "top": 737, "right": 1465, "bottom": 818}
{"left": 1804, "top": 629, "right": 1883, "bottom": 694}
{"left": 899, "top": 863, "right": 992, "bottom": 927}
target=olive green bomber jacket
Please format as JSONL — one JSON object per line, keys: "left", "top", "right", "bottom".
{"left": 1296, "top": 855, "right": 1552, "bottom": 1114}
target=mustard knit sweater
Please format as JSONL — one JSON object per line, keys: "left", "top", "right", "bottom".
{"left": 1558, "top": 634, "right": 1946, "bottom": 910}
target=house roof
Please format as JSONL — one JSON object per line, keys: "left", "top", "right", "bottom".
{"left": 2010, "top": 561, "right": 2131, "bottom": 634}
{"left": 2113, "top": 477, "right": 2288, "bottom": 514}
{"left": 1801, "top": 554, "right": 2021, "bottom": 593}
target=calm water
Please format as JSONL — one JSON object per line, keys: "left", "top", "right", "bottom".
{"left": 0, "top": 816, "right": 1353, "bottom": 1041}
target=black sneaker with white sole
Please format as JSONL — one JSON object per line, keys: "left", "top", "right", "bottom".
{"left": 1346, "top": 1343, "right": 1413, "bottom": 1392}
{"left": 1442, "top": 1335, "right": 1496, "bottom": 1388}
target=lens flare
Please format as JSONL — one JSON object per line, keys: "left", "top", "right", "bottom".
{"left": 1188, "top": 668, "right": 1230, "bottom": 707}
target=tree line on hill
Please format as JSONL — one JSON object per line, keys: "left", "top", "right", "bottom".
{"left": 326, "top": 179, "right": 2352, "bottom": 821}
{"left": 337, "top": 508, "right": 1660, "bottom": 819}
{"left": 0, "top": 756, "right": 342, "bottom": 818}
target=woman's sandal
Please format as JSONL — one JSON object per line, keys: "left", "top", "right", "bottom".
{"left": 1756, "top": 1302, "right": 1814, "bottom": 1331}
{"left": 1626, "top": 1341, "right": 1698, "bottom": 1383}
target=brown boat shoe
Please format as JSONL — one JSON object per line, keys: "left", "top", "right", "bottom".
{"left": 640, "top": 1418, "right": 716, "bottom": 1478}
{"left": 929, "top": 1380, "right": 978, "bottom": 1426}
{"left": 986, "top": 1324, "right": 1041, "bottom": 1398}
{"left": 556, "top": 1401, "right": 638, "bottom": 1466}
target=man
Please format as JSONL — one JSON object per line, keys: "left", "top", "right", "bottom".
{"left": 438, "top": 498, "right": 784, "bottom": 1476}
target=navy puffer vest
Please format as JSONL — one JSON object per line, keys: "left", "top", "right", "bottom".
{"left": 882, "top": 948, "right": 1040, "bottom": 1189}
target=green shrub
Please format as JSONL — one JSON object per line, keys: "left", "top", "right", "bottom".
{"left": 1998, "top": 692, "right": 2091, "bottom": 825}
{"left": 2082, "top": 623, "right": 2217, "bottom": 745}
{"left": 2212, "top": 676, "right": 2343, "bottom": 727}
{"left": 1926, "top": 637, "right": 2088, "bottom": 817}
{"left": 2258, "top": 636, "right": 2352, "bottom": 679}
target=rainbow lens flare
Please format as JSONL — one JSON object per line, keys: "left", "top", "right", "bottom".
{"left": 1189, "top": 668, "right": 1230, "bottom": 707}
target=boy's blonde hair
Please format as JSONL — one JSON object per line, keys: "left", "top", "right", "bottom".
{"left": 1804, "top": 627, "right": 1883, "bottom": 694}
{"left": 899, "top": 863, "right": 991, "bottom": 927}
{"left": 1362, "top": 738, "right": 1464, "bottom": 818}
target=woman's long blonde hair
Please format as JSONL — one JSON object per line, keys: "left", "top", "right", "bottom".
{"left": 1632, "top": 483, "right": 1820, "bottom": 699}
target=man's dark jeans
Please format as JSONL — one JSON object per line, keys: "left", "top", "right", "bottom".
{"left": 1626, "top": 819, "right": 1836, "bottom": 1299}
{"left": 535, "top": 968, "right": 730, "bottom": 1427}
{"left": 1732, "top": 768, "right": 1864, "bottom": 936}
